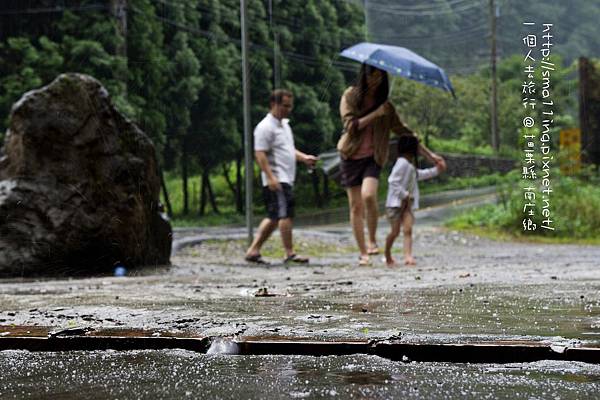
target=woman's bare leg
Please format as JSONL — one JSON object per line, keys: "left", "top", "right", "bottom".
{"left": 347, "top": 186, "right": 368, "bottom": 257}
{"left": 361, "top": 177, "right": 379, "bottom": 252}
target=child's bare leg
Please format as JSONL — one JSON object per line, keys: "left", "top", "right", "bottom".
{"left": 402, "top": 211, "right": 416, "bottom": 265}
{"left": 385, "top": 217, "right": 401, "bottom": 266}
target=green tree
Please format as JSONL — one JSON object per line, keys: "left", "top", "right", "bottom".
{"left": 0, "top": 36, "right": 63, "bottom": 138}
{"left": 161, "top": 1, "right": 203, "bottom": 215}
{"left": 189, "top": 0, "right": 240, "bottom": 215}
{"left": 56, "top": 5, "right": 131, "bottom": 116}
{"left": 127, "top": 0, "right": 169, "bottom": 154}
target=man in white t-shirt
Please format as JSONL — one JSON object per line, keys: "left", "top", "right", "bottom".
{"left": 245, "top": 89, "right": 318, "bottom": 264}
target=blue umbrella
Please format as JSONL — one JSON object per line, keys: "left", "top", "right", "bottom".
{"left": 340, "top": 42, "right": 456, "bottom": 97}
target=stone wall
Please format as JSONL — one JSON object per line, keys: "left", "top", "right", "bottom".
{"left": 435, "top": 153, "right": 517, "bottom": 177}
{"left": 386, "top": 139, "right": 517, "bottom": 177}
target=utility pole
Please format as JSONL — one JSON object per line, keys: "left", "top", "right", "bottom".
{"left": 489, "top": 0, "right": 499, "bottom": 152}
{"left": 268, "top": 0, "right": 280, "bottom": 89}
{"left": 579, "top": 57, "right": 589, "bottom": 164}
{"left": 241, "top": 0, "right": 253, "bottom": 245}
{"left": 364, "top": 0, "right": 370, "bottom": 40}
{"left": 110, "top": 0, "right": 128, "bottom": 94}
{"left": 274, "top": 34, "right": 280, "bottom": 88}
{"left": 110, "top": 0, "right": 127, "bottom": 59}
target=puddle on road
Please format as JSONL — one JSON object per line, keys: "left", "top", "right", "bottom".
{"left": 1, "top": 351, "right": 598, "bottom": 399}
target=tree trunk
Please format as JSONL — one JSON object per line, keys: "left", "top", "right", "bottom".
{"left": 159, "top": 168, "right": 173, "bottom": 217}
{"left": 311, "top": 171, "right": 322, "bottom": 208}
{"left": 222, "top": 163, "right": 237, "bottom": 197}
{"left": 181, "top": 138, "right": 189, "bottom": 215}
{"left": 236, "top": 152, "right": 243, "bottom": 214}
{"left": 199, "top": 173, "right": 206, "bottom": 216}
{"left": 322, "top": 172, "right": 329, "bottom": 206}
{"left": 200, "top": 173, "right": 207, "bottom": 216}
{"left": 191, "top": 180, "right": 198, "bottom": 213}
{"left": 205, "top": 170, "right": 220, "bottom": 214}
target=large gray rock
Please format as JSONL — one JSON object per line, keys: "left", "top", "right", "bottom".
{"left": 0, "top": 73, "right": 171, "bottom": 276}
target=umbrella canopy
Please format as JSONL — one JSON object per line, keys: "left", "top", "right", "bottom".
{"left": 340, "top": 42, "right": 455, "bottom": 97}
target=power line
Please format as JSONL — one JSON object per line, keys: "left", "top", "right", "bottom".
{"left": 0, "top": 4, "right": 107, "bottom": 15}
{"left": 200, "top": 0, "right": 368, "bottom": 46}
{"left": 131, "top": 4, "right": 358, "bottom": 74}
{"left": 139, "top": 2, "right": 489, "bottom": 77}
{"left": 375, "top": 23, "right": 489, "bottom": 42}
{"left": 379, "top": 32, "right": 491, "bottom": 49}
{"left": 367, "top": 0, "right": 480, "bottom": 11}
{"left": 146, "top": 0, "right": 366, "bottom": 63}
{"left": 284, "top": 53, "right": 357, "bottom": 73}
{"left": 149, "top": 0, "right": 367, "bottom": 51}
{"left": 367, "top": 0, "right": 486, "bottom": 16}
{"left": 1, "top": 1, "right": 489, "bottom": 77}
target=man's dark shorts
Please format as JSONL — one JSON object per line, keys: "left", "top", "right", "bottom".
{"left": 263, "top": 183, "right": 295, "bottom": 220}
{"left": 340, "top": 156, "right": 382, "bottom": 188}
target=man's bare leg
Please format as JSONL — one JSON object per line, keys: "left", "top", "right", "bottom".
{"left": 246, "top": 218, "right": 277, "bottom": 257}
{"left": 279, "top": 218, "right": 309, "bottom": 262}
{"left": 279, "top": 218, "right": 294, "bottom": 257}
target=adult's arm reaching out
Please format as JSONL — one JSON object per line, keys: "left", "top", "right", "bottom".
{"left": 295, "top": 150, "right": 319, "bottom": 168}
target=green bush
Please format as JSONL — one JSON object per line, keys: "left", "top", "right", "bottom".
{"left": 448, "top": 168, "right": 600, "bottom": 241}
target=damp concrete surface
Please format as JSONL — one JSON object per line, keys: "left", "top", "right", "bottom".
{"left": 1, "top": 192, "right": 599, "bottom": 398}
{"left": 1, "top": 351, "right": 600, "bottom": 399}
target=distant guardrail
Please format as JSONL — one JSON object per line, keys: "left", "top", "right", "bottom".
{"left": 319, "top": 145, "right": 517, "bottom": 182}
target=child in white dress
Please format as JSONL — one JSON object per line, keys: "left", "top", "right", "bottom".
{"left": 384, "top": 136, "right": 446, "bottom": 266}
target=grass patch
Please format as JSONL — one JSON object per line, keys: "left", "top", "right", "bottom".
{"left": 446, "top": 168, "right": 600, "bottom": 244}
{"left": 163, "top": 164, "right": 509, "bottom": 228}
{"left": 170, "top": 212, "right": 246, "bottom": 228}
{"left": 191, "top": 238, "right": 355, "bottom": 259}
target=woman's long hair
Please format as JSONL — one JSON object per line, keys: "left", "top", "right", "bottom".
{"left": 353, "top": 63, "right": 389, "bottom": 116}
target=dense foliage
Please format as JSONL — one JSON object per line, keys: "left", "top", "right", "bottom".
{"left": 0, "top": 0, "right": 588, "bottom": 220}
{"left": 0, "top": 0, "right": 364, "bottom": 216}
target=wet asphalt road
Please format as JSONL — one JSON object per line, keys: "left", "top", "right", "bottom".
{"left": 1, "top": 192, "right": 599, "bottom": 398}
{"left": 1, "top": 223, "right": 598, "bottom": 344}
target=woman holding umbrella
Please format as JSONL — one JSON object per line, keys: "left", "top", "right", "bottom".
{"left": 338, "top": 63, "right": 443, "bottom": 265}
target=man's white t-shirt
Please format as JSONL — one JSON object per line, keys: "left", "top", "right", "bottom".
{"left": 254, "top": 113, "right": 296, "bottom": 186}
